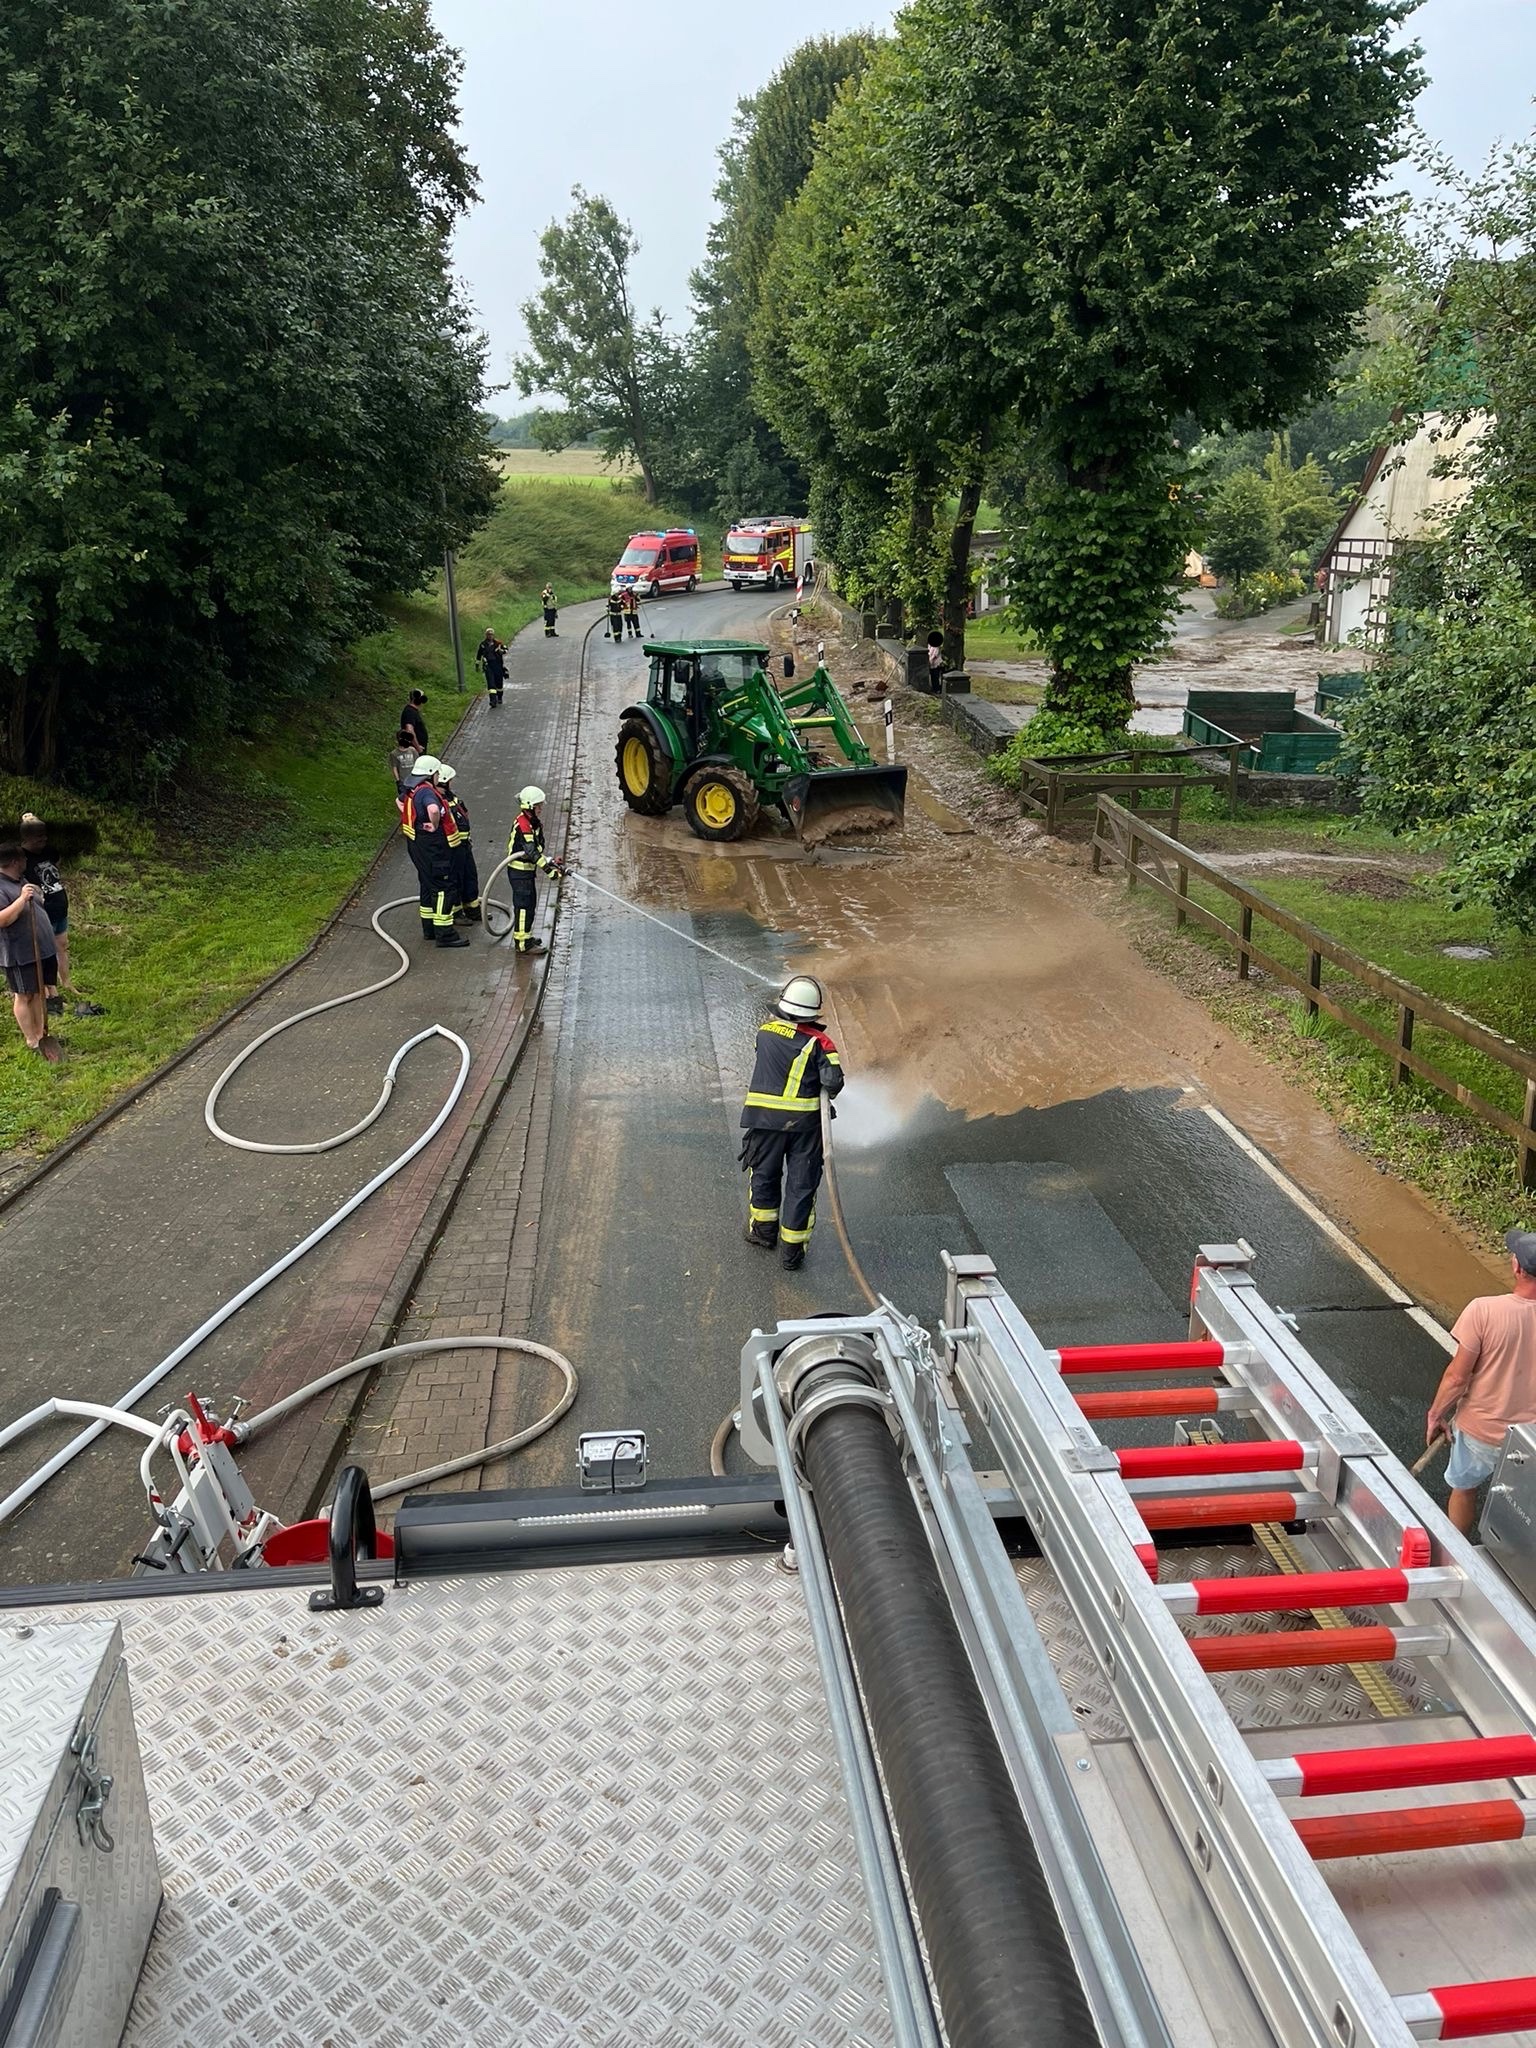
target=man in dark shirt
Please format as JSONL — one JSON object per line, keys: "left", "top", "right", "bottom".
{"left": 739, "top": 975, "right": 844, "bottom": 1270}
{"left": 400, "top": 690, "right": 429, "bottom": 749}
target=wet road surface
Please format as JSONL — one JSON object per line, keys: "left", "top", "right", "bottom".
{"left": 522, "top": 588, "right": 1491, "bottom": 1490}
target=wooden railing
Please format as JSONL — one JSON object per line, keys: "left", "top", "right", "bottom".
{"left": 1017, "top": 742, "right": 1243, "bottom": 834}
{"left": 1092, "top": 797, "right": 1536, "bottom": 1188}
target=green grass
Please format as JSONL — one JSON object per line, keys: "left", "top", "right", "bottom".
{"left": 0, "top": 479, "right": 715, "bottom": 1161}
{"left": 1124, "top": 850, "right": 1536, "bottom": 1239}
{"left": 963, "top": 612, "right": 1044, "bottom": 664}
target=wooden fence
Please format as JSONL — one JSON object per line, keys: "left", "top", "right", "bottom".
{"left": 1018, "top": 742, "right": 1243, "bottom": 834}
{"left": 1091, "top": 797, "right": 1536, "bottom": 1188}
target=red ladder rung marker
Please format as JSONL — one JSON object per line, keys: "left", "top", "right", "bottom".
{"left": 1054, "top": 1340, "right": 1227, "bottom": 1376}
{"left": 1189, "top": 1625, "right": 1406, "bottom": 1674}
{"left": 1400, "top": 1976, "right": 1536, "bottom": 2040}
{"left": 1139, "top": 1489, "right": 1306, "bottom": 1531}
{"left": 1297, "top": 1798, "right": 1530, "bottom": 1861}
{"left": 1161, "top": 1565, "right": 1459, "bottom": 1617}
{"left": 1117, "top": 1440, "right": 1305, "bottom": 1481}
{"left": 1076, "top": 1387, "right": 1225, "bottom": 1420}
{"left": 1263, "top": 1734, "right": 1536, "bottom": 1799}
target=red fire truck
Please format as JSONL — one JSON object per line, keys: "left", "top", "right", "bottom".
{"left": 723, "top": 517, "right": 814, "bottom": 591}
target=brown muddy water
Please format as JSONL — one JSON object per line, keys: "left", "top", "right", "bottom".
{"left": 610, "top": 750, "right": 1502, "bottom": 1328}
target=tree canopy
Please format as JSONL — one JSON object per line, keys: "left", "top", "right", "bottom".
{"left": 752, "top": 0, "right": 1420, "bottom": 734}
{"left": 513, "top": 190, "right": 680, "bottom": 504}
{"left": 0, "top": 0, "right": 496, "bottom": 788}
{"left": 1346, "top": 146, "right": 1536, "bottom": 924}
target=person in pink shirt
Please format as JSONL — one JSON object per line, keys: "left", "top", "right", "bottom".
{"left": 1428, "top": 1230, "right": 1536, "bottom": 1534}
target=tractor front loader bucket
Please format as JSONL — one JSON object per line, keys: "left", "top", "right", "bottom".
{"left": 783, "top": 765, "right": 908, "bottom": 846}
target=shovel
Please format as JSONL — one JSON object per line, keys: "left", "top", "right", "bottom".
{"left": 28, "top": 901, "right": 62, "bottom": 1062}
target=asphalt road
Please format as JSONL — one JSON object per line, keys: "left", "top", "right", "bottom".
{"left": 522, "top": 586, "right": 1457, "bottom": 1488}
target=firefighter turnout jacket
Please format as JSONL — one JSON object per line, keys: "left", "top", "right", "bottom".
{"left": 506, "top": 809, "right": 560, "bottom": 875}
{"left": 398, "top": 773, "right": 447, "bottom": 844}
{"left": 740, "top": 1017, "right": 844, "bottom": 1130}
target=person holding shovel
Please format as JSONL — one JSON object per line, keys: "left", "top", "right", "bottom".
{"left": 0, "top": 842, "right": 62, "bottom": 1060}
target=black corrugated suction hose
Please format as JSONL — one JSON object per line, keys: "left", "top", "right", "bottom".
{"left": 801, "top": 1394, "right": 1096, "bottom": 2048}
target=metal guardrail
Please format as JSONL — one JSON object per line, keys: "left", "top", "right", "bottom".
{"left": 1018, "top": 742, "right": 1242, "bottom": 834}
{"left": 1091, "top": 797, "right": 1536, "bottom": 1188}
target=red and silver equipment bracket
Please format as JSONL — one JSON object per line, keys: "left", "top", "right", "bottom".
{"left": 941, "top": 1242, "right": 1536, "bottom": 2048}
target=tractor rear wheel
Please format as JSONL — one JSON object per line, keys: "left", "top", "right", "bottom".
{"left": 615, "top": 717, "right": 672, "bottom": 816}
{"left": 681, "top": 765, "right": 760, "bottom": 843}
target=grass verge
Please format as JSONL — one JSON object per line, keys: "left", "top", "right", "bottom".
{"left": 0, "top": 479, "right": 710, "bottom": 1165}
{"left": 1103, "top": 848, "right": 1536, "bottom": 1243}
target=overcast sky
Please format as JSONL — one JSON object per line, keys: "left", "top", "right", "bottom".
{"left": 427, "top": 0, "right": 1536, "bottom": 401}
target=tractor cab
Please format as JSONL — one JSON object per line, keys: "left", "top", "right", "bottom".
{"left": 614, "top": 638, "right": 906, "bottom": 846}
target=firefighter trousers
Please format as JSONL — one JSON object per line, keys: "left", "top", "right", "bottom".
{"left": 740, "top": 1124, "right": 823, "bottom": 1244}
{"left": 414, "top": 840, "right": 455, "bottom": 931}
{"left": 509, "top": 867, "right": 539, "bottom": 950}
{"left": 451, "top": 843, "right": 481, "bottom": 914}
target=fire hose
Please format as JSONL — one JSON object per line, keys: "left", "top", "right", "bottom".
{"left": 0, "top": 605, "right": 617, "bottom": 1538}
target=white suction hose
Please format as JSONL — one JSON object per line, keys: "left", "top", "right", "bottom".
{"left": 0, "top": 892, "right": 574, "bottom": 1534}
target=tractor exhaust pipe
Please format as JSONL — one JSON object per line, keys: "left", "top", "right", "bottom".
{"left": 782, "top": 1341, "right": 1094, "bottom": 2048}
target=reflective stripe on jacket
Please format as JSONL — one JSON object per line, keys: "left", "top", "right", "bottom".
{"left": 445, "top": 794, "right": 470, "bottom": 847}
{"left": 740, "top": 1017, "right": 844, "bottom": 1129}
{"left": 507, "top": 810, "right": 556, "bottom": 874}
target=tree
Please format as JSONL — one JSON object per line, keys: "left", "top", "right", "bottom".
{"left": 513, "top": 191, "right": 680, "bottom": 504}
{"left": 1347, "top": 141, "right": 1536, "bottom": 925}
{"left": 763, "top": 0, "right": 1420, "bottom": 734}
{"left": 1263, "top": 448, "right": 1340, "bottom": 559}
{"left": 1203, "top": 471, "right": 1280, "bottom": 583}
{"left": 0, "top": 0, "right": 495, "bottom": 786}
{"left": 683, "top": 35, "right": 876, "bottom": 520}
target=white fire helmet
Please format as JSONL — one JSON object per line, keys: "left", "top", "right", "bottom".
{"left": 518, "top": 785, "right": 546, "bottom": 808}
{"left": 777, "top": 974, "right": 825, "bottom": 1020}
{"left": 411, "top": 755, "right": 442, "bottom": 779}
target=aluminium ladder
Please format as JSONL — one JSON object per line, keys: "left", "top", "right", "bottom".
{"left": 943, "top": 1241, "right": 1536, "bottom": 2047}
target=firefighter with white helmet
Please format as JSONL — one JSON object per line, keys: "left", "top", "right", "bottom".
{"left": 739, "top": 973, "right": 844, "bottom": 1270}
{"left": 504, "top": 785, "right": 564, "bottom": 956}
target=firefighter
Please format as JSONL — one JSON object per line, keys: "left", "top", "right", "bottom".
{"left": 739, "top": 974, "right": 843, "bottom": 1271}
{"left": 398, "top": 756, "right": 468, "bottom": 948}
{"left": 541, "top": 584, "right": 559, "bottom": 637}
{"left": 438, "top": 766, "right": 481, "bottom": 923}
{"left": 621, "top": 586, "right": 643, "bottom": 639}
{"left": 475, "top": 631, "right": 507, "bottom": 706}
{"left": 606, "top": 589, "right": 626, "bottom": 641}
{"left": 505, "top": 785, "right": 564, "bottom": 956}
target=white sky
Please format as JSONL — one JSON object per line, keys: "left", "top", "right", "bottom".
{"left": 426, "top": 0, "right": 1536, "bottom": 396}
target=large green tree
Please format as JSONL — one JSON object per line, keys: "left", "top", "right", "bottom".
{"left": 761, "top": 0, "right": 1420, "bottom": 728}
{"left": 0, "top": 0, "right": 495, "bottom": 786}
{"left": 684, "top": 34, "right": 876, "bottom": 521}
{"left": 513, "top": 191, "right": 681, "bottom": 504}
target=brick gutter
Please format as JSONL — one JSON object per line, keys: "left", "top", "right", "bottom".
{"left": 0, "top": 687, "right": 486, "bottom": 1222}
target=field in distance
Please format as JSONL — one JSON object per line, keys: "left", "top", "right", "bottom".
{"left": 493, "top": 447, "right": 635, "bottom": 482}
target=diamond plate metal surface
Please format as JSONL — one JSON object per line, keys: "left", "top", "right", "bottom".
{"left": 42, "top": 1559, "right": 894, "bottom": 2048}
{"left": 1015, "top": 1546, "right": 1444, "bottom": 1742}
{"left": 0, "top": 1619, "right": 161, "bottom": 2048}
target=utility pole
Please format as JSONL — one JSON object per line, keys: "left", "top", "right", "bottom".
{"left": 443, "top": 546, "right": 467, "bottom": 695}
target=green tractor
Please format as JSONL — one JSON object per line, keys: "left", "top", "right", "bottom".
{"left": 615, "top": 640, "right": 907, "bottom": 845}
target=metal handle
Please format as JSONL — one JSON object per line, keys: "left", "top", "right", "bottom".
{"left": 0, "top": 1889, "right": 81, "bottom": 2048}
{"left": 309, "top": 1466, "right": 386, "bottom": 1612}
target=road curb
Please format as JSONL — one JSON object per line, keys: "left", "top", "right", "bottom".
{"left": 0, "top": 687, "right": 486, "bottom": 1223}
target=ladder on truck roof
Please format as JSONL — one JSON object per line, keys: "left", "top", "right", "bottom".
{"left": 937, "top": 1240, "right": 1536, "bottom": 2047}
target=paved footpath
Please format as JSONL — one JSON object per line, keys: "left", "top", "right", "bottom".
{"left": 0, "top": 604, "right": 597, "bottom": 1585}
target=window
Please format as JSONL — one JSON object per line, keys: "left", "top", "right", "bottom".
{"left": 620, "top": 544, "right": 658, "bottom": 567}
{"left": 663, "top": 660, "right": 693, "bottom": 710}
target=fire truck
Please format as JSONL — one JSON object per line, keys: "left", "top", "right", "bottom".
{"left": 723, "top": 515, "right": 814, "bottom": 591}
{"left": 9, "top": 1241, "right": 1536, "bottom": 2047}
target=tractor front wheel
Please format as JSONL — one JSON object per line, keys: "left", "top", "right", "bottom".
{"left": 615, "top": 717, "right": 672, "bottom": 816}
{"left": 681, "top": 765, "right": 760, "bottom": 843}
